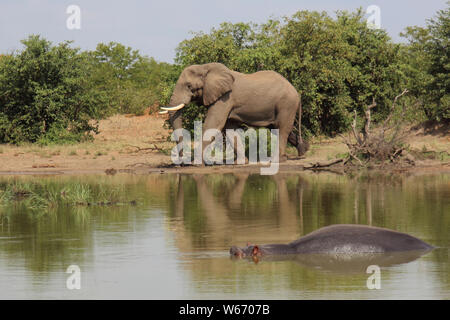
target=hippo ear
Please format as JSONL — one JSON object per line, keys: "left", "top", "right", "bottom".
{"left": 252, "top": 245, "right": 260, "bottom": 256}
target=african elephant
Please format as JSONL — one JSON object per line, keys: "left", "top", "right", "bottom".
{"left": 160, "top": 63, "right": 309, "bottom": 163}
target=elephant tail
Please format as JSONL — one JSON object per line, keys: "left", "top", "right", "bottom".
{"left": 288, "top": 95, "right": 309, "bottom": 157}
{"left": 296, "top": 95, "right": 309, "bottom": 156}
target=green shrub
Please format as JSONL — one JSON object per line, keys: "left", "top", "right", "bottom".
{"left": 37, "top": 122, "right": 94, "bottom": 146}
{"left": 88, "top": 42, "right": 172, "bottom": 116}
{"left": 0, "top": 35, "right": 105, "bottom": 144}
{"left": 400, "top": 3, "right": 449, "bottom": 121}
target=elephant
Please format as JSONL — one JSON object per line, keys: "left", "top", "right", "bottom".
{"left": 160, "top": 63, "right": 309, "bottom": 163}
{"left": 230, "top": 224, "right": 434, "bottom": 258}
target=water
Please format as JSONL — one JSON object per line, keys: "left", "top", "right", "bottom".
{"left": 0, "top": 172, "right": 448, "bottom": 299}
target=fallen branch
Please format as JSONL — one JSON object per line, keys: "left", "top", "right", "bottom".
{"left": 125, "top": 162, "right": 152, "bottom": 168}
{"left": 126, "top": 144, "right": 164, "bottom": 153}
{"left": 392, "top": 147, "right": 405, "bottom": 159}
{"left": 304, "top": 158, "right": 343, "bottom": 169}
{"left": 348, "top": 151, "right": 363, "bottom": 166}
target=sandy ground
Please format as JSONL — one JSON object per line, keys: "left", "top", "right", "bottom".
{"left": 0, "top": 113, "right": 448, "bottom": 175}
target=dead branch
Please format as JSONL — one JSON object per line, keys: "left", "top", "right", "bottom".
{"left": 382, "top": 89, "right": 409, "bottom": 128}
{"left": 338, "top": 133, "right": 351, "bottom": 147}
{"left": 348, "top": 150, "right": 363, "bottom": 165}
{"left": 304, "top": 158, "right": 343, "bottom": 169}
{"left": 126, "top": 144, "right": 164, "bottom": 153}
{"left": 363, "top": 97, "right": 377, "bottom": 141}
{"left": 351, "top": 110, "right": 362, "bottom": 145}
{"left": 341, "top": 90, "right": 410, "bottom": 168}
{"left": 125, "top": 162, "right": 152, "bottom": 168}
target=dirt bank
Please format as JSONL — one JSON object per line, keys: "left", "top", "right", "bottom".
{"left": 0, "top": 113, "right": 448, "bottom": 175}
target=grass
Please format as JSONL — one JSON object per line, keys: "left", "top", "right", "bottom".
{"left": 411, "top": 149, "right": 450, "bottom": 161}
{"left": 0, "top": 180, "right": 137, "bottom": 211}
{"left": 38, "top": 150, "right": 51, "bottom": 158}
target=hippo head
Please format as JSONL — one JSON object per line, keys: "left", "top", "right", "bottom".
{"left": 229, "top": 244, "right": 262, "bottom": 259}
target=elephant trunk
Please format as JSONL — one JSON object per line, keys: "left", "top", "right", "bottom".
{"left": 169, "top": 109, "right": 183, "bottom": 131}
{"left": 160, "top": 81, "right": 192, "bottom": 129}
{"left": 160, "top": 83, "right": 194, "bottom": 160}
{"left": 164, "top": 109, "right": 184, "bottom": 161}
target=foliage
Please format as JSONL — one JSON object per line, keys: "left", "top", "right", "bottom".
{"left": 0, "top": 38, "right": 172, "bottom": 144}
{"left": 174, "top": 10, "right": 405, "bottom": 136}
{"left": 88, "top": 42, "right": 172, "bottom": 116}
{"left": 400, "top": 2, "right": 449, "bottom": 121}
{"left": 0, "top": 35, "right": 104, "bottom": 144}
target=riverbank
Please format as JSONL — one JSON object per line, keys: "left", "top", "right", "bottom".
{"left": 0, "top": 113, "right": 448, "bottom": 175}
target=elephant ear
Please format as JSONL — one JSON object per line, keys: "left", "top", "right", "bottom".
{"left": 203, "top": 64, "right": 234, "bottom": 106}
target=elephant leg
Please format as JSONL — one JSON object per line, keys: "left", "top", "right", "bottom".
{"left": 278, "top": 130, "right": 290, "bottom": 163}
{"left": 288, "top": 131, "right": 297, "bottom": 147}
{"left": 275, "top": 101, "right": 298, "bottom": 162}
{"left": 202, "top": 97, "right": 233, "bottom": 164}
{"left": 223, "top": 121, "right": 248, "bottom": 164}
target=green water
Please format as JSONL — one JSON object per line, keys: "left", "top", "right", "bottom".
{"left": 0, "top": 172, "right": 448, "bottom": 299}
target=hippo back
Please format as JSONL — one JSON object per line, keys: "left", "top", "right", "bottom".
{"left": 288, "top": 224, "right": 433, "bottom": 254}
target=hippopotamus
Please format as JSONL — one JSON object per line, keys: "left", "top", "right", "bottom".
{"left": 230, "top": 224, "right": 433, "bottom": 258}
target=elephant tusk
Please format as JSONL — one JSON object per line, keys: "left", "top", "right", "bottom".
{"left": 160, "top": 103, "right": 185, "bottom": 111}
{"left": 158, "top": 110, "right": 169, "bottom": 114}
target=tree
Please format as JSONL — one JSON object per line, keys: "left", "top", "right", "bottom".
{"left": 0, "top": 35, "right": 105, "bottom": 144}
{"left": 89, "top": 42, "right": 172, "bottom": 116}
{"left": 401, "top": 3, "right": 449, "bottom": 121}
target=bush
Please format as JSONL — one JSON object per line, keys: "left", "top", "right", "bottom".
{"left": 88, "top": 42, "right": 172, "bottom": 116}
{"left": 0, "top": 37, "right": 173, "bottom": 145}
{"left": 400, "top": 3, "right": 449, "bottom": 121}
{"left": 36, "top": 122, "right": 94, "bottom": 145}
{"left": 0, "top": 35, "right": 105, "bottom": 144}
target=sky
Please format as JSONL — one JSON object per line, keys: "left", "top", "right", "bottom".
{"left": 0, "top": 0, "right": 447, "bottom": 63}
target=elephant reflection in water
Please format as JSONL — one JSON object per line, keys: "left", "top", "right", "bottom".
{"left": 169, "top": 173, "right": 386, "bottom": 252}
{"left": 169, "top": 173, "right": 307, "bottom": 252}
